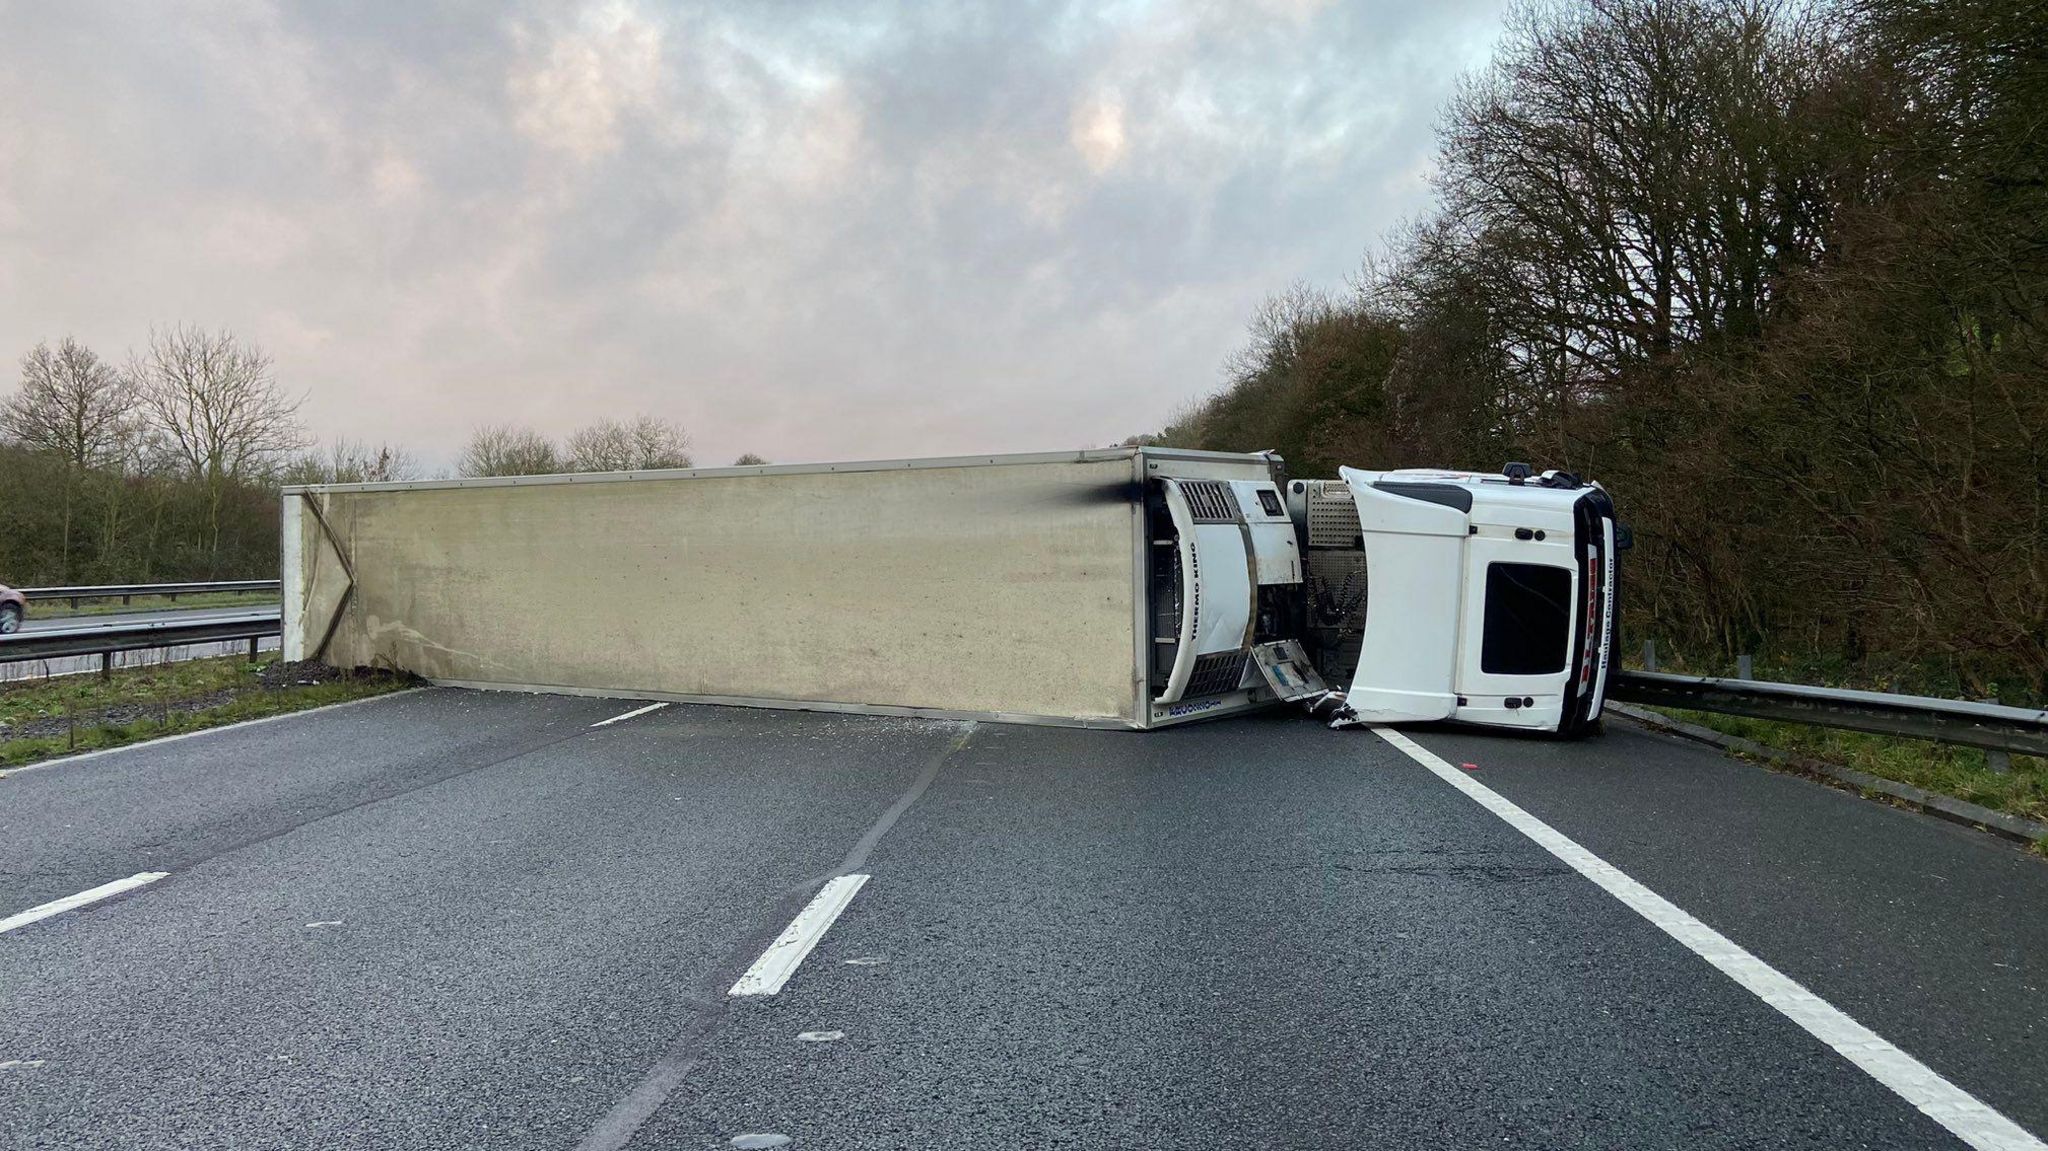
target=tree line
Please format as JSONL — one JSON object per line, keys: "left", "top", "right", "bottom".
{"left": 1138, "top": 0, "right": 2046, "bottom": 698}
{"left": 0, "top": 327, "right": 307, "bottom": 586}
{"left": 0, "top": 327, "right": 745, "bottom": 586}
{"left": 449, "top": 422, "right": 770, "bottom": 475}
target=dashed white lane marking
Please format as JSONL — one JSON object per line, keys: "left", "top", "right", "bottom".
{"left": 590, "top": 702, "right": 669, "bottom": 728}
{"left": 729, "top": 874, "right": 870, "bottom": 997}
{"left": 1376, "top": 727, "right": 2045, "bottom": 1151}
{"left": 0, "top": 872, "right": 169, "bottom": 936}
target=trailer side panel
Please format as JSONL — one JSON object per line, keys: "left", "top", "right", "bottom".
{"left": 288, "top": 457, "right": 1140, "bottom": 724}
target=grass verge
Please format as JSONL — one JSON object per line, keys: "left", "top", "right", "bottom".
{"left": 1648, "top": 707, "right": 2048, "bottom": 834}
{"left": 26, "top": 591, "right": 278, "bottom": 620}
{"left": 0, "top": 655, "right": 415, "bottom": 771}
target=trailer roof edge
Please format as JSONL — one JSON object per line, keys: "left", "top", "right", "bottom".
{"left": 280, "top": 445, "right": 1280, "bottom": 496}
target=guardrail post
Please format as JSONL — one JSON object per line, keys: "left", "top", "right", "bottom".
{"left": 1737, "top": 653, "right": 1752, "bottom": 681}
{"left": 1978, "top": 700, "right": 2012, "bottom": 772}
{"left": 99, "top": 651, "right": 111, "bottom": 681}
{"left": 248, "top": 636, "right": 259, "bottom": 663}
{"left": 1642, "top": 639, "right": 1657, "bottom": 672}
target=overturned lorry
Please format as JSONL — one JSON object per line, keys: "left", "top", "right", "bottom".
{"left": 1293, "top": 466, "right": 1621, "bottom": 736}
{"left": 283, "top": 447, "right": 1620, "bottom": 732}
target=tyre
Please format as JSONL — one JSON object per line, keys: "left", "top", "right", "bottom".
{"left": 0, "top": 604, "right": 20, "bottom": 634}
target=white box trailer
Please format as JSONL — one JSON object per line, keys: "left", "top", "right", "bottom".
{"left": 282, "top": 447, "right": 1315, "bottom": 729}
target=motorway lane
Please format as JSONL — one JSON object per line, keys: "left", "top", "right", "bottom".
{"left": 13, "top": 605, "right": 275, "bottom": 633}
{"left": 0, "top": 695, "right": 2041, "bottom": 1149}
{"left": 0, "top": 698, "right": 965, "bottom": 1150}
{"left": 1403, "top": 716, "right": 2048, "bottom": 1137}
{"left": 0, "top": 688, "right": 618, "bottom": 911}
{"left": 635, "top": 716, "right": 1970, "bottom": 1150}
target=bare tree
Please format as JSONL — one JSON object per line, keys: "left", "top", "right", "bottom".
{"left": 732, "top": 452, "right": 769, "bottom": 466}
{"left": 282, "top": 438, "right": 420, "bottom": 485}
{"left": 129, "top": 325, "right": 305, "bottom": 571}
{"left": 1, "top": 337, "right": 135, "bottom": 467}
{"left": 1, "top": 337, "right": 138, "bottom": 578}
{"left": 565, "top": 415, "right": 693, "bottom": 472}
{"left": 457, "top": 424, "right": 561, "bottom": 477}
{"left": 131, "top": 326, "right": 304, "bottom": 480}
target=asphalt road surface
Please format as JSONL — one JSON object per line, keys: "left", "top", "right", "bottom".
{"left": 1, "top": 690, "right": 2042, "bottom": 1150}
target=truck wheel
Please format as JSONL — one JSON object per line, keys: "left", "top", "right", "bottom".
{"left": 0, "top": 604, "right": 20, "bottom": 634}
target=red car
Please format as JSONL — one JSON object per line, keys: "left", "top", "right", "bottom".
{"left": 0, "top": 583, "right": 24, "bottom": 634}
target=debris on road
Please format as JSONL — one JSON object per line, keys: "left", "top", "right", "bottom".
{"left": 257, "top": 660, "right": 414, "bottom": 690}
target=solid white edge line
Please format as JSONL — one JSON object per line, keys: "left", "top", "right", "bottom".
{"left": 590, "top": 702, "right": 670, "bottom": 728}
{"left": 1374, "top": 727, "right": 2045, "bottom": 1151}
{"left": 0, "top": 871, "right": 170, "bottom": 935}
{"left": 728, "top": 874, "right": 871, "bottom": 997}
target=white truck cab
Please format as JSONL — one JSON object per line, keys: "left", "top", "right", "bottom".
{"left": 1290, "top": 464, "right": 1623, "bottom": 735}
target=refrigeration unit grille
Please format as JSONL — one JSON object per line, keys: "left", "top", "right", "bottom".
{"left": 1185, "top": 651, "right": 1249, "bottom": 698}
{"left": 1177, "top": 480, "right": 1242, "bottom": 524}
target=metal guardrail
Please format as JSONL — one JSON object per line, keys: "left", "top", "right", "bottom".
{"left": 21, "top": 580, "right": 280, "bottom": 607}
{"left": 0, "top": 609, "right": 282, "bottom": 666}
{"left": 1608, "top": 670, "right": 2048, "bottom": 758}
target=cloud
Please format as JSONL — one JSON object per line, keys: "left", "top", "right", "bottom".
{"left": 509, "top": 3, "right": 666, "bottom": 160}
{"left": 0, "top": 0, "right": 1510, "bottom": 469}
{"left": 1071, "top": 94, "right": 1128, "bottom": 173}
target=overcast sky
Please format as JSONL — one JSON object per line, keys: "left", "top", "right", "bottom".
{"left": 0, "top": 0, "right": 1505, "bottom": 468}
